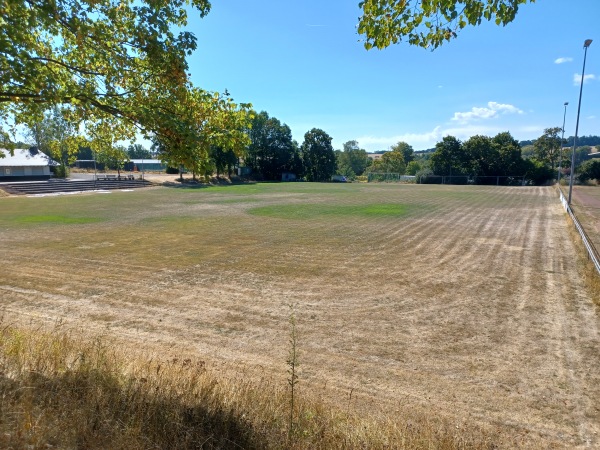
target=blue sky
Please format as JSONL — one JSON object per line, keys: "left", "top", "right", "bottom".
{"left": 188, "top": 0, "right": 599, "bottom": 152}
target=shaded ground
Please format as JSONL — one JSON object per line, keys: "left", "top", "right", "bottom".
{"left": 1, "top": 183, "right": 599, "bottom": 447}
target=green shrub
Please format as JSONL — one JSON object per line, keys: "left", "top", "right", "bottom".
{"left": 577, "top": 159, "right": 600, "bottom": 183}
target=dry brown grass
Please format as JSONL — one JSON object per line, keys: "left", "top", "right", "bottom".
{"left": 0, "top": 321, "right": 514, "bottom": 449}
{"left": 1, "top": 183, "right": 599, "bottom": 448}
{"left": 559, "top": 185, "right": 600, "bottom": 304}
{"left": 565, "top": 216, "right": 600, "bottom": 307}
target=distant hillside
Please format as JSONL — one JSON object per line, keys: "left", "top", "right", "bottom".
{"left": 520, "top": 135, "right": 600, "bottom": 147}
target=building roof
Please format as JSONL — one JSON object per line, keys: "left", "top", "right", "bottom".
{"left": 0, "top": 148, "right": 58, "bottom": 166}
{"left": 130, "top": 159, "right": 163, "bottom": 164}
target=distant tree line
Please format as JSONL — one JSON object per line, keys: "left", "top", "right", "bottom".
{"left": 18, "top": 105, "right": 599, "bottom": 186}
{"left": 426, "top": 132, "right": 536, "bottom": 183}
{"left": 424, "top": 129, "right": 584, "bottom": 185}
{"left": 519, "top": 135, "right": 600, "bottom": 148}
{"left": 244, "top": 122, "right": 600, "bottom": 186}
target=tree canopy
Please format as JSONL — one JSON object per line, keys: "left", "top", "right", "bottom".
{"left": 577, "top": 159, "right": 600, "bottom": 184}
{"left": 152, "top": 88, "right": 251, "bottom": 180}
{"left": 0, "top": 0, "right": 259, "bottom": 176}
{"left": 337, "top": 140, "right": 370, "bottom": 178}
{"left": 1, "top": 0, "right": 212, "bottom": 142}
{"left": 25, "top": 106, "right": 83, "bottom": 177}
{"left": 430, "top": 135, "right": 465, "bottom": 176}
{"left": 127, "top": 144, "right": 152, "bottom": 160}
{"left": 533, "top": 127, "right": 563, "bottom": 170}
{"left": 430, "top": 132, "right": 526, "bottom": 180}
{"left": 245, "top": 111, "right": 301, "bottom": 181}
{"left": 390, "top": 141, "right": 414, "bottom": 164}
{"left": 357, "top": 0, "right": 533, "bottom": 50}
{"left": 301, "top": 129, "right": 336, "bottom": 182}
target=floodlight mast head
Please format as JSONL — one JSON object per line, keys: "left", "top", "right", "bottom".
{"left": 584, "top": 39, "right": 593, "bottom": 48}
{"left": 564, "top": 102, "right": 569, "bottom": 106}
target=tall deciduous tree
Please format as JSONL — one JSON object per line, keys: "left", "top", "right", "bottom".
{"left": 152, "top": 88, "right": 251, "bottom": 181}
{"left": 405, "top": 160, "right": 423, "bottom": 175}
{"left": 25, "top": 107, "right": 82, "bottom": 177}
{"left": 357, "top": 0, "right": 534, "bottom": 50}
{"left": 246, "top": 111, "right": 301, "bottom": 181}
{"left": 301, "top": 129, "right": 336, "bottom": 182}
{"left": 492, "top": 131, "right": 524, "bottom": 175}
{"left": 431, "top": 132, "right": 525, "bottom": 178}
{"left": 88, "top": 117, "right": 130, "bottom": 177}
{"left": 97, "top": 145, "right": 129, "bottom": 177}
{"left": 463, "top": 135, "right": 498, "bottom": 176}
{"left": 430, "top": 135, "right": 465, "bottom": 176}
{"left": 390, "top": 141, "right": 414, "bottom": 164}
{"left": 1, "top": 0, "right": 212, "bottom": 150}
{"left": 127, "top": 144, "right": 152, "bottom": 160}
{"left": 379, "top": 148, "right": 406, "bottom": 174}
{"left": 337, "top": 140, "right": 370, "bottom": 177}
{"left": 210, "top": 145, "right": 237, "bottom": 178}
{"left": 533, "top": 127, "right": 563, "bottom": 171}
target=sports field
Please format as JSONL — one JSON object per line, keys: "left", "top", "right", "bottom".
{"left": 1, "top": 183, "right": 599, "bottom": 447}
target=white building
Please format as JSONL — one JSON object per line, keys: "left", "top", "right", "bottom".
{"left": 0, "top": 148, "right": 57, "bottom": 180}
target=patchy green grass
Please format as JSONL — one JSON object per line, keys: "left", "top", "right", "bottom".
{"left": 179, "top": 182, "right": 359, "bottom": 196}
{"left": 11, "top": 214, "right": 102, "bottom": 225}
{"left": 248, "top": 203, "right": 413, "bottom": 220}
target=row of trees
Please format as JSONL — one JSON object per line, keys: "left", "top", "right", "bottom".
{"left": 430, "top": 132, "right": 525, "bottom": 178}
{"left": 20, "top": 106, "right": 339, "bottom": 182}
{"left": 520, "top": 135, "right": 600, "bottom": 148}
{"left": 335, "top": 141, "right": 419, "bottom": 179}
{"left": 20, "top": 102, "right": 596, "bottom": 186}
{"left": 332, "top": 127, "right": 597, "bottom": 185}
{"left": 244, "top": 112, "right": 336, "bottom": 182}
{"left": 421, "top": 128, "right": 600, "bottom": 184}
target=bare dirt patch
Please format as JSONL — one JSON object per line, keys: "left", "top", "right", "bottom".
{"left": 1, "top": 184, "right": 599, "bottom": 447}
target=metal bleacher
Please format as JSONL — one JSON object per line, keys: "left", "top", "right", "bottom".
{"left": 0, "top": 178, "right": 152, "bottom": 195}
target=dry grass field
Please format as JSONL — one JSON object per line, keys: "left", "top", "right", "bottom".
{"left": 568, "top": 185, "right": 600, "bottom": 250}
{"left": 1, "top": 182, "right": 599, "bottom": 448}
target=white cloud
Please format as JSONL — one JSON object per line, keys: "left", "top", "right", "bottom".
{"left": 555, "top": 57, "right": 573, "bottom": 64}
{"left": 354, "top": 122, "right": 545, "bottom": 152}
{"left": 573, "top": 73, "right": 597, "bottom": 85}
{"left": 357, "top": 127, "right": 443, "bottom": 149}
{"left": 349, "top": 103, "right": 537, "bottom": 151}
{"left": 451, "top": 101, "right": 524, "bottom": 124}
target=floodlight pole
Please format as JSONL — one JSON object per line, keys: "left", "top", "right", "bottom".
{"left": 568, "top": 39, "right": 592, "bottom": 205}
{"left": 93, "top": 148, "right": 98, "bottom": 188}
{"left": 557, "top": 102, "right": 568, "bottom": 183}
